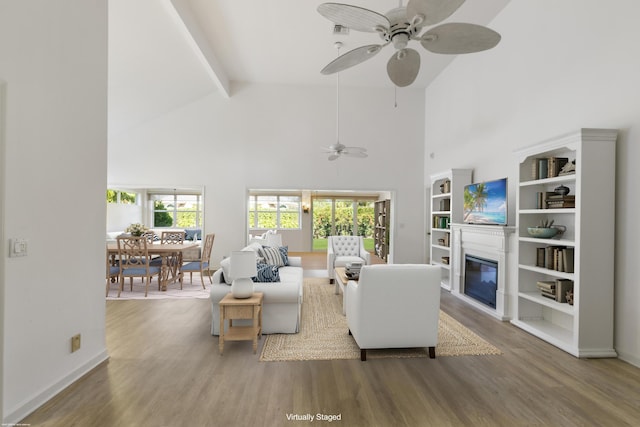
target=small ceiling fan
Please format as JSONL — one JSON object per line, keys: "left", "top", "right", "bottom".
{"left": 318, "top": 0, "right": 501, "bottom": 87}
{"left": 323, "top": 42, "right": 368, "bottom": 161}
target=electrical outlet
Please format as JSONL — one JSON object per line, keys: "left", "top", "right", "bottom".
{"left": 71, "top": 334, "right": 81, "bottom": 353}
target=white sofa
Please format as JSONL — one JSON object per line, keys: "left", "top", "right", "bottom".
{"left": 209, "top": 244, "right": 303, "bottom": 335}
{"left": 346, "top": 264, "right": 441, "bottom": 361}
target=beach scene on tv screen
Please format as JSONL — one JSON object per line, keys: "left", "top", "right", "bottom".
{"left": 463, "top": 179, "right": 507, "bottom": 225}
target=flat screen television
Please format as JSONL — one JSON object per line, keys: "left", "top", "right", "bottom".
{"left": 463, "top": 177, "right": 508, "bottom": 225}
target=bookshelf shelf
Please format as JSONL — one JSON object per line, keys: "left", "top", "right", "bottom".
{"left": 432, "top": 193, "right": 451, "bottom": 200}
{"left": 519, "top": 174, "right": 576, "bottom": 187}
{"left": 511, "top": 318, "right": 573, "bottom": 349}
{"left": 513, "top": 128, "right": 617, "bottom": 358}
{"left": 519, "top": 208, "right": 576, "bottom": 215}
{"left": 429, "top": 169, "right": 472, "bottom": 291}
{"left": 518, "top": 291, "right": 575, "bottom": 315}
{"left": 518, "top": 264, "right": 575, "bottom": 280}
{"left": 518, "top": 237, "right": 575, "bottom": 246}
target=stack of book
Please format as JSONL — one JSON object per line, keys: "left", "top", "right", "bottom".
{"left": 345, "top": 262, "right": 363, "bottom": 279}
{"left": 531, "top": 157, "right": 571, "bottom": 180}
{"left": 536, "top": 246, "right": 574, "bottom": 273}
{"left": 433, "top": 215, "right": 450, "bottom": 229}
{"left": 536, "top": 280, "right": 557, "bottom": 300}
{"left": 536, "top": 192, "right": 576, "bottom": 209}
{"left": 536, "top": 279, "right": 574, "bottom": 303}
{"left": 546, "top": 194, "right": 575, "bottom": 209}
{"left": 437, "top": 233, "right": 451, "bottom": 247}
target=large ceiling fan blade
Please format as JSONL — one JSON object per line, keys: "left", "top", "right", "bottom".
{"left": 318, "top": 3, "right": 390, "bottom": 33}
{"left": 321, "top": 44, "right": 384, "bottom": 75}
{"left": 387, "top": 48, "right": 421, "bottom": 87}
{"left": 406, "top": 0, "right": 465, "bottom": 26}
{"left": 328, "top": 153, "right": 341, "bottom": 161}
{"left": 421, "top": 23, "right": 501, "bottom": 54}
{"left": 343, "top": 149, "right": 368, "bottom": 158}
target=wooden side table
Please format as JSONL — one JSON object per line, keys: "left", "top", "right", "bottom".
{"left": 219, "top": 292, "right": 263, "bottom": 355}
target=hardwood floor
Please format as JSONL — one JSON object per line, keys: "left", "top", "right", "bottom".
{"left": 21, "top": 254, "right": 640, "bottom": 426}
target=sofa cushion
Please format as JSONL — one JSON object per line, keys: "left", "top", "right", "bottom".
{"left": 241, "top": 242, "right": 265, "bottom": 263}
{"left": 252, "top": 263, "right": 280, "bottom": 282}
{"left": 335, "top": 256, "right": 367, "bottom": 268}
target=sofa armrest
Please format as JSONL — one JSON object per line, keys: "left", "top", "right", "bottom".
{"left": 211, "top": 268, "right": 226, "bottom": 284}
{"left": 358, "top": 239, "right": 371, "bottom": 264}
{"left": 288, "top": 256, "right": 302, "bottom": 267}
{"left": 327, "top": 240, "right": 336, "bottom": 277}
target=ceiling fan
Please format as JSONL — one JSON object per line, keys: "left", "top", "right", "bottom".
{"left": 323, "top": 42, "right": 368, "bottom": 161}
{"left": 318, "top": 0, "right": 501, "bottom": 87}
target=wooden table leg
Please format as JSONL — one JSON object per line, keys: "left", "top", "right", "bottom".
{"left": 219, "top": 307, "right": 225, "bottom": 355}
{"left": 252, "top": 306, "right": 258, "bottom": 354}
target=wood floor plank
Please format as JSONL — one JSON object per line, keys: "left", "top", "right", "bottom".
{"left": 20, "top": 255, "right": 640, "bottom": 427}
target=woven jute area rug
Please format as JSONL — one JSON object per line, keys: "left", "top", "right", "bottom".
{"left": 260, "top": 277, "right": 501, "bottom": 362}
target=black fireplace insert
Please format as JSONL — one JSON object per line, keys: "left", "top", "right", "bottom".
{"left": 464, "top": 255, "right": 498, "bottom": 308}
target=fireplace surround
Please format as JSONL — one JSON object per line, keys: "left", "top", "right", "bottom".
{"left": 449, "top": 223, "right": 515, "bottom": 320}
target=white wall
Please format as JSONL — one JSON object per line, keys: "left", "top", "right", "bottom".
{"left": 424, "top": 0, "right": 640, "bottom": 366}
{"left": 108, "top": 83, "right": 426, "bottom": 266}
{"left": 0, "top": 1, "right": 108, "bottom": 423}
{"left": 106, "top": 203, "right": 143, "bottom": 232}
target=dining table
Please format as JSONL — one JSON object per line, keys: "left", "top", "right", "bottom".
{"left": 107, "top": 241, "right": 199, "bottom": 291}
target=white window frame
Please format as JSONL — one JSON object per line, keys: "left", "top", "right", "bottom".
{"left": 248, "top": 194, "right": 301, "bottom": 230}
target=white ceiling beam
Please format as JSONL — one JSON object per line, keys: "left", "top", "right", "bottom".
{"left": 167, "top": 0, "right": 231, "bottom": 98}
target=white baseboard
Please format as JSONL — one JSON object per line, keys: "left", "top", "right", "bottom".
{"left": 616, "top": 349, "right": 640, "bottom": 369}
{"left": 4, "top": 350, "right": 109, "bottom": 425}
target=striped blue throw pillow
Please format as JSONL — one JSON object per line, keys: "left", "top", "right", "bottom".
{"left": 258, "top": 246, "right": 285, "bottom": 267}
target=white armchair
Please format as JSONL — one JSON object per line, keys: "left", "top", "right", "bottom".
{"left": 327, "top": 235, "right": 371, "bottom": 282}
{"left": 346, "top": 264, "right": 441, "bottom": 361}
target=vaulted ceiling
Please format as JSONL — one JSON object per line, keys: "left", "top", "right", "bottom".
{"left": 108, "top": 0, "right": 509, "bottom": 135}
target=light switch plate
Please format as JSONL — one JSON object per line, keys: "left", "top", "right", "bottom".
{"left": 9, "top": 238, "right": 28, "bottom": 257}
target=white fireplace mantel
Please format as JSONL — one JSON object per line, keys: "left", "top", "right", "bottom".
{"left": 449, "top": 223, "right": 516, "bottom": 320}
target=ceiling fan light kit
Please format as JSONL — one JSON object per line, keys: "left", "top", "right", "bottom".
{"left": 318, "top": 0, "right": 501, "bottom": 87}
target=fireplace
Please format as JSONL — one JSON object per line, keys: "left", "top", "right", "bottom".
{"left": 449, "top": 223, "right": 515, "bottom": 320}
{"left": 464, "top": 255, "right": 498, "bottom": 308}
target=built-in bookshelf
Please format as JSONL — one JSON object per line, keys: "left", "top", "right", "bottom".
{"left": 374, "top": 199, "right": 390, "bottom": 262}
{"left": 429, "top": 169, "right": 472, "bottom": 290}
{"left": 513, "top": 129, "right": 617, "bottom": 358}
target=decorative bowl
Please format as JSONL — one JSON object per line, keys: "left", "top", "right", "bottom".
{"left": 527, "top": 227, "right": 559, "bottom": 238}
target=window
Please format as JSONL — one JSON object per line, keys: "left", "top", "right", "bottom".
{"left": 106, "top": 189, "right": 138, "bottom": 204}
{"left": 151, "top": 193, "right": 202, "bottom": 229}
{"left": 248, "top": 195, "right": 301, "bottom": 230}
{"left": 311, "top": 198, "right": 375, "bottom": 251}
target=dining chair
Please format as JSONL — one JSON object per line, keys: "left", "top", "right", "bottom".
{"left": 151, "top": 230, "right": 187, "bottom": 284}
{"left": 160, "top": 231, "right": 186, "bottom": 244}
{"left": 116, "top": 235, "right": 161, "bottom": 297}
{"left": 141, "top": 230, "right": 156, "bottom": 244}
{"left": 105, "top": 247, "right": 120, "bottom": 297}
{"left": 181, "top": 233, "right": 215, "bottom": 289}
